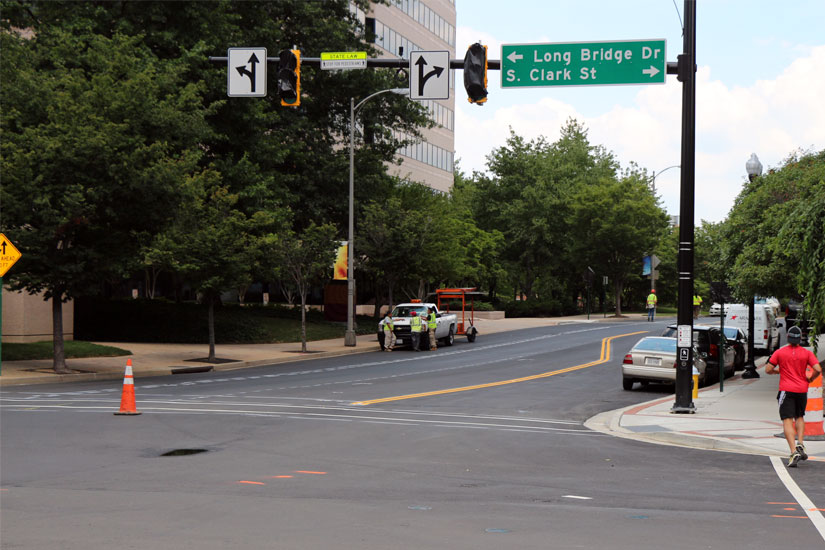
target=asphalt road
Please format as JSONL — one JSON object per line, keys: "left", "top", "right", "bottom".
{"left": 2, "top": 320, "right": 823, "bottom": 549}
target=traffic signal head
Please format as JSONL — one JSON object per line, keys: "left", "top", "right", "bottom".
{"left": 278, "top": 49, "right": 301, "bottom": 106}
{"left": 464, "top": 43, "right": 487, "bottom": 105}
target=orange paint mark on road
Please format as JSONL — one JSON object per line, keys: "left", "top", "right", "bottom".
{"left": 238, "top": 480, "right": 265, "bottom": 486}
{"left": 271, "top": 475, "right": 293, "bottom": 479}
{"left": 771, "top": 515, "right": 808, "bottom": 519}
{"left": 783, "top": 507, "right": 797, "bottom": 511}
{"left": 294, "top": 470, "right": 327, "bottom": 475}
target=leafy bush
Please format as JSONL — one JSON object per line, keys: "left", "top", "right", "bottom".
{"left": 75, "top": 298, "right": 375, "bottom": 344}
{"left": 502, "top": 299, "right": 565, "bottom": 318}
{"left": 444, "top": 300, "right": 495, "bottom": 311}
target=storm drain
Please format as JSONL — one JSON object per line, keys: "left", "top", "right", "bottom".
{"left": 160, "top": 448, "right": 208, "bottom": 457}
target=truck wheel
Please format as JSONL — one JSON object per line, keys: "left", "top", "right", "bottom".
{"left": 466, "top": 327, "right": 477, "bottom": 343}
{"left": 443, "top": 326, "right": 455, "bottom": 346}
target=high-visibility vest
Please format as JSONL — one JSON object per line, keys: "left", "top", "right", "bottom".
{"left": 693, "top": 295, "right": 702, "bottom": 306}
{"left": 427, "top": 312, "right": 437, "bottom": 329}
{"left": 410, "top": 315, "right": 423, "bottom": 332}
{"left": 647, "top": 294, "right": 657, "bottom": 308}
{"left": 383, "top": 318, "right": 394, "bottom": 332}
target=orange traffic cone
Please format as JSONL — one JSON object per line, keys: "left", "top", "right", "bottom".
{"left": 114, "top": 359, "right": 141, "bottom": 416}
{"left": 804, "top": 367, "right": 823, "bottom": 440}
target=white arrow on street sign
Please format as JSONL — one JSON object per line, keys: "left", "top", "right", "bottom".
{"left": 227, "top": 47, "right": 267, "bottom": 97}
{"left": 409, "top": 50, "right": 450, "bottom": 100}
{"left": 642, "top": 65, "right": 660, "bottom": 78}
{"left": 506, "top": 51, "right": 523, "bottom": 63}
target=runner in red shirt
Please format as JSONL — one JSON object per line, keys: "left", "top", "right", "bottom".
{"left": 766, "top": 325, "right": 822, "bottom": 467}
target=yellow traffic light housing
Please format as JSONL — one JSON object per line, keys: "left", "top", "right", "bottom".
{"left": 278, "top": 49, "right": 301, "bottom": 106}
{"left": 464, "top": 43, "right": 488, "bottom": 105}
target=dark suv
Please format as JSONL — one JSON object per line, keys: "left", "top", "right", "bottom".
{"left": 662, "top": 325, "right": 736, "bottom": 382}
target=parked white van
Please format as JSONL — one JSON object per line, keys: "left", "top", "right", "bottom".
{"left": 724, "top": 304, "right": 780, "bottom": 354}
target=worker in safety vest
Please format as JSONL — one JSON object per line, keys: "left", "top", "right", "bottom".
{"left": 646, "top": 289, "right": 658, "bottom": 322}
{"left": 382, "top": 311, "right": 395, "bottom": 352}
{"left": 427, "top": 307, "right": 438, "bottom": 351}
{"left": 693, "top": 294, "right": 703, "bottom": 319}
{"left": 410, "top": 311, "right": 423, "bottom": 351}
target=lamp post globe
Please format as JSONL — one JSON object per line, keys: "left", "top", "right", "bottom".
{"left": 745, "top": 153, "right": 763, "bottom": 182}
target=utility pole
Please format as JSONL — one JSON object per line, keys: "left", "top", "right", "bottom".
{"left": 672, "top": 0, "right": 697, "bottom": 413}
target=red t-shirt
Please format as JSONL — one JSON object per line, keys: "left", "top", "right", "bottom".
{"left": 768, "top": 345, "right": 819, "bottom": 393}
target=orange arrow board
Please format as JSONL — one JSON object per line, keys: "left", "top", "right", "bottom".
{"left": 0, "top": 233, "right": 22, "bottom": 277}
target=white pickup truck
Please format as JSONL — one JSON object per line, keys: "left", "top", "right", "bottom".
{"left": 378, "top": 302, "right": 458, "bottom": 350}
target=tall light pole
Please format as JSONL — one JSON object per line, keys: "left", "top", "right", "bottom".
{"left": 650, "top": 164, "right": 680, "bottom": 196}
{"left": 672, "top": 0, "right": 697, "bottom": 414}
{"left": 741, "top": 153, "right": 763, "bottom": 378}
{"left": 345, "top": 87, "right": 408, "bottom": 346}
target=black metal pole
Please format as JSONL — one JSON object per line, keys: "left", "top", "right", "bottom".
{"left": 672, "top": 0, "right": 697, "bottom": 413}
{"left": 742, "top": 298, "right": 759, "bottom": 377}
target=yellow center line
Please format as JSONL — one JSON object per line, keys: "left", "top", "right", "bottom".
{"left": 351, "top": 330, "right": 647, "bottom": 406}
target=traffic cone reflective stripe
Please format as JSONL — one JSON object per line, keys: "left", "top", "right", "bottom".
{"left": 114, "top": 359, "right": 141, "bottom": 416}
{"left": 803, "top": 370, "right": 823, "bottom": 437}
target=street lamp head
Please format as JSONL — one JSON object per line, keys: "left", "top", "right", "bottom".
{"left": 745, "top": 153, "right": 763, "bottom": 182}
{"left": 390, "top": 87, "right": 409, "bottom": 95}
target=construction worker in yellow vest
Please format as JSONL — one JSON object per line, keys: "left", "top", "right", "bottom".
{"left": 427, "top": 307, "right": 438, "bottom": 351}
{"left": 410, "top": 311, "right": 423, "bottom": 351}
{"left": 693, "top": 294, "right": 703, "bottom": 319}
{"left": 382, "top": 311, "right": 395, "bottom": 352}
{"left": 646, "top": 289, "right": 658, "bottom": 322}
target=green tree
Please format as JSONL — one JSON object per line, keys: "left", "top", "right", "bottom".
{"left": 571, "top": 172, "right": 670, "bottom": 316}
{"left": 274, "top": 222, "right": 338, "bottom": 352}
{"left": 0, "top": 28, "right": 212, "bottom": 372}
{"left": 722, "top": 151, "right": 825, "bottom": 305}
{"left": 168, "top": 171, "right": 265, "bottom": 362}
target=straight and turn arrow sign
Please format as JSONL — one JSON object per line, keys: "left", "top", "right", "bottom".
{"left": 409, "top": 50, "right": 450, "bottom": 100}
{"left": 227, "top": 47, "right": 267, "bottom": 97}
{"left": 414, "top": 56, "right": 444, "bottom": 97}
{"left": 235, "top": 52, "right": 261, "bottom": 93}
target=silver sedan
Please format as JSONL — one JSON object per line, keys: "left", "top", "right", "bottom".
{"left": 621, "top": 336, "right": 708, "bottom": 390}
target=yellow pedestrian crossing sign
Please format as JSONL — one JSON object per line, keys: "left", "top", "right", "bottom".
{"left": 0, "top": 233, "right": 22, "bottom": 277}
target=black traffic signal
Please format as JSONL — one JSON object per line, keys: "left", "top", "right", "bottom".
{"left": 278, "top": 49, "right": 301, "bottom": 106}
{"left": 463, "top": 43, "right": 487, "bottom": 105}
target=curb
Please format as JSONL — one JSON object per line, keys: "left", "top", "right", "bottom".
{"left": 0, "top": 344, "right": 379, "bottom": 387}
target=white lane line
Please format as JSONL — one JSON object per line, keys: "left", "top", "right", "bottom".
{"left": 770, "top": 456, "right": 825, "bottom": 542}
{"left": 562, "top": 495, "right": 593, "bottom": 500}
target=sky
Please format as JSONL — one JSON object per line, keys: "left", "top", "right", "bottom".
{"left": 453, "top": 0, "right": 825, "bottom": 223}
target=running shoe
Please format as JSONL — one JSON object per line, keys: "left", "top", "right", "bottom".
{"left": 796, "top": 444, "right": 808, "bottom": 461}
{"left": 787, "top": 452, "right": 801, "bottom": 468}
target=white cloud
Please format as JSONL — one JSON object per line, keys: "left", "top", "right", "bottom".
{"left": 455, "top": 33, "right": 825, "bottom": 223}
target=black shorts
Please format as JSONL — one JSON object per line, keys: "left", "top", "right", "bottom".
{"left": 777, "top": 391, "right": 807, "bottom": 420}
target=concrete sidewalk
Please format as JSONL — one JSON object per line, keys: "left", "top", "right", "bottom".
{"left": 3, "top": 313, "right": 823, "bottom": 464}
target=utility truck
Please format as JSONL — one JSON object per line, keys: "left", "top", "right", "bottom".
{"left": 378, "top": 301, "right": 458, "bottom": 350}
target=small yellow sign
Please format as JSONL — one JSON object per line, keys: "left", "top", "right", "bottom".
{"left": 320, "top": 51, "right": 367, "bottom": 61}
{"left": 0, "top": 233, "right": 22, "bottom": 277}
{"left": 320, "top": 51, "right": 367, "bottom": 70}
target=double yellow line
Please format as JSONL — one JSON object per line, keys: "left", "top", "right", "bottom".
{"left": 351, "top": 330, "right": 647, "bottom": 406}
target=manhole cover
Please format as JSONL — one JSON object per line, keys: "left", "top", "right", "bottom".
{"left": 160, "top": 448, "right": 208, "bottom": 457}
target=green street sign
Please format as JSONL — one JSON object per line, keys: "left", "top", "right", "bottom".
{"left": 501, "top": 39, "right": 666, "bottom": 88}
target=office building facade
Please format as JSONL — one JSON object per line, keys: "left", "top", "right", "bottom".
{"left": 365, "top": 0, "right": 457, "bottom": 193}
